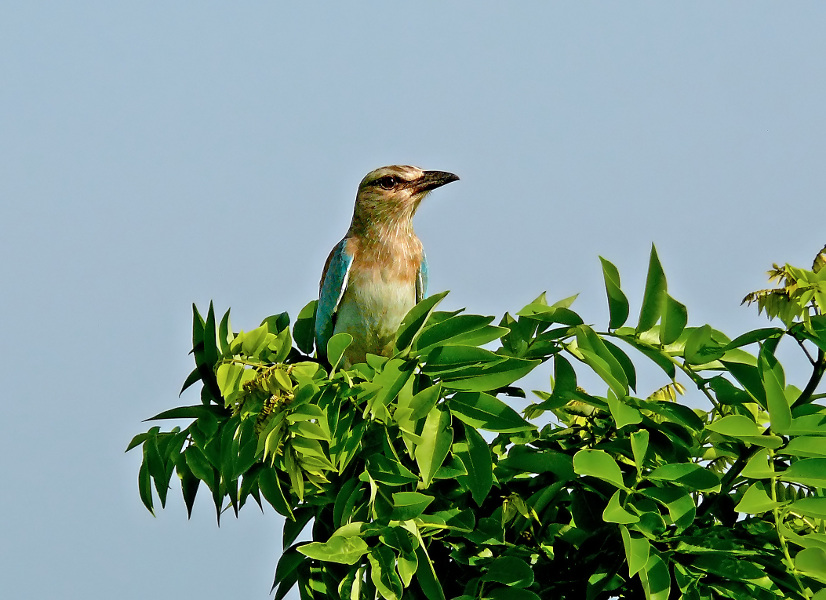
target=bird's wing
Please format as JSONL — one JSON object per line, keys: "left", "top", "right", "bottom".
{"left": 416, "top": 250, "right": 429, "bottom": 303}
{"left": 315, "top": 238, "right": 354, "bottom": 357}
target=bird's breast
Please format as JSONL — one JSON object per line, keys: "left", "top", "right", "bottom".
{"left": 333, "top": 255, "right": 420, "bottom": 362}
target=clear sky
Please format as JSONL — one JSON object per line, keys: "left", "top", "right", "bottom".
{"left": 2, "top": 3, "right": 825, "bottom": 598}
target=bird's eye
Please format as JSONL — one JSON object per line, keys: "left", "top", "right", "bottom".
{"left": 377, "top": 176, "right": 397, "bottom": 190}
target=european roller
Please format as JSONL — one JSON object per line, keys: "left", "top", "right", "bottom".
{"left": 315, "top": 165, "right": 459, "bottom": 366}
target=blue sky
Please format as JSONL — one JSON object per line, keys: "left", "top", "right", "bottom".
{"left": 2, "top": 3, "right": 825, "bottom": 598}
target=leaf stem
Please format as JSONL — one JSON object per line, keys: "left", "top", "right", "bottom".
{"left": 794, "top": 348, "right": 826, "bottom": 407}
{"left": 769, "top": 449, "right": 811, "bottom": 599}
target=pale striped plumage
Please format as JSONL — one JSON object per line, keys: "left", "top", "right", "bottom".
{"left": 315, "top": 165, "right": 458, "bottom": 366}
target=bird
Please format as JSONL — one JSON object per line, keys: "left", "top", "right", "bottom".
{"left": 315, "top": 165, "right": 459, "bottom": 367}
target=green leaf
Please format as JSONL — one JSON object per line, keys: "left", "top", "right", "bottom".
{"left": 613, "top": 334, "right": 676, "bottom": 379}
{"left": 138, "top": 457, "right": 154, "bottom": 515}
{"left": 174, "top": 453, "right": 199, "bottom": 518}
{"left": 179, "top": 366, "right": 202, "bottom": 396}
{"left": 573, "top": 449, "right": 626, "bottom": 489}
{"left": 239, "top": 324, "right": 270, "bottom": 357}
{"left": 724, "top": 327, "right": 784, "bottom": 350}
{"left": 639, "top": 487, "right": 695, "bottom": 531}
{"left": 440, "top": 356, "right": 541, "bottom": 392}
{"left": 422, "top": 345, "right": 505, "bottom": 372}
{"left": 391, "top": 491, "right": 434, "bottom": 520}
{"left": 660, "top": 294, "right": 687, "bottom": 345}
{"left": 740, "top": 449, "right": 773, "bottom": 479}
{"left": 369, "top": 545, "right": 403, "bottom": 600}
{"left": 575, "top": 325, "right": 629, "bottom": 397}
{"left": 293, "top": 300, "right": 317, "bottom": 355}
{"left": 684, "top": 325, "right": 724, "bottom": 365}
{"left": 781, "top": 436, "right": 826, "bottom": 458}
{"left": 184, "top": 445, "right": 214, "bottom": 483}
{"left": 606, "top": 392, "right": 642, "bottom": 429}
{"left": 779, "top": 458, "right": 826, "bottom": 488}
{"left": 370, "top": 358, "right": 416, "bottom": 410}
{"left": 486, "top": 588, "right": 541, "bottom": 600}
{"left": 415, "top": 314, "right": 499, "bottom": 351}
{"left": 396, "top": 291, "right": 449, "bottom": 352}
{"left": 790, "top": 497, "right": 826, "bottom": 519}
{"left": 191, "top": 303, "right": 222, "bottom": 403}
{"left": 735, "top": 482, "right": 783, "bottom": 514}
{"left": 415, "top": 406, "right": 453, "bottom": 487}
{"left": 787, "top": 414, "right": 826, "bottom": 435}
{"left": 600, "top": 257, "right": 630, "bottom": 329}
{"left": 498, "top": 446, "right": 574, "bottom": 480}
{"left": 258, "top": 467, "right": 294, "bottom": 519}
{"left": 636, "top": 245, "right": 667, "bottom": 334}
{"left": 604, "top": 339, "right": 637, "bottom": 392}
{"left": 397, "top": 551, "right": 417, "bottom": 588}
{"left": 548, "top": 353, "right": 578, "bottom": 400}
{"left": 203, "top": 302, "right": 219, "bottom": 366}
{"left": 639, "top": 552, "right": 670, "bottom": 600}
{"left": 705, "top": 415, "right": 762, "bottom": 438}
{"left": 630, "top": 430, "right": 649, "bottom": 473}
{"left": 721, "top": 359, "right": 766, "bottom": 406}
{"left": 327, "top": 332, "right": 353, "bottom": 371}
{"left": 646, "top": 464, "right": 720, "bottom": 491}
{"left": 620, "top": 525, "right": 650, "bottom": 576}
{"left": 760, "top": 347, "right": 791, "bottom": 434}
{"left": 216, "top": 362, "right": 244, "bottom": 399}
{"left": 795, "top": 547, "right": 826, "bottom": 582}
{"left": 481, "top": 556, "right": 534, "bottom": 588}
{"left": 406, "top": 383, "right": 442, "bottom": 422}
{"left": 604, "top": 490, "right": 639, "bottom": 524}
{"left": 366, "top": 455, "right": 418, "bottom": 487}
{"left": 516, "top": 303, "right": 584, "bottom": 326}
{"left": 146, "top": 405, "right": 225, "bottom": 422}
{"left": 298, "top": 536, "right": 369, "bottom": 565}
{"left": 457, "top": 423, "right": 493, "bottom": 506}
{"left": 414, "top": 545, "right": 446, "bottom": 600}
{"left": 449, "top": 392, "right": 535, "bottom": 433}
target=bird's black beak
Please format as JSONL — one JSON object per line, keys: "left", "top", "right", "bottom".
{"left": 410, "top": 170, "right": 460, "bottom": 194}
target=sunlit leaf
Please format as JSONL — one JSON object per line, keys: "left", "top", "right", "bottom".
{"left": 604, "top": 490, "right": 639, "bottom": 524}
{"left": 415, "top": 406, "right": 453, "bottom": 487}
{"left": 327, "top": 333, "right": 353, "bottom": 372}
{"left": 795, "top": 547, "right": 826, "bottom": 582}
{"left": 647, "top": 464, "right": 719, "bottom": 491}
{"left": 630, "top": 430, "right": 649, "bottom": 474}
{"left": 639, "top": 552, "right": 670, "bottom": 600}
{"left": 449, "top": 392, "right": 535, "bottom": 433}
{"left": 391, "top": 491, "right": 434, "bottom": 520}
{"left": 735, "top": 482, "right": 783, "bottom": 514}
{"left": 600, "top": 257, "right": 629, "bottom": 329}
{"left": 789, "top": 497, "right": 826, "bottom": 519}
{"left": 298, "top": 536, "right": 369, "bottom": 565}
{"left": 684, "top": 325, "right": 724, "bottom": 365}
{"left": 396, "top": 291, "right": 449, "bottom": 352}
{"left": 606, "top": 392, "right": 642, "bottom": 429}
{"left": 481, "top": 556, "right": 534, "bottom": 588}
{"left": 620, "top": 525, "right": 650, "bottom": 577}
{"left": 660, "top": 294, "right": 687, "bottom": 345}
{"left": 636, "top": 245, "right": 666, "bottom": 334}
{"left": 457, "top": 423, "right": 493, "bottom": 506}
{"left": 760, "top": 347, "right": 791, "bottom": 434}
{"left": 779, "top": 459, "right": 826, "bottom": 488}
{"left": 573, "top": 449, "right": 626, "bottom": 489}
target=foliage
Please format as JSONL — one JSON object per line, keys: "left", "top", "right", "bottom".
{"left": 129, "top": 245, "right": 826, "bottom": 600}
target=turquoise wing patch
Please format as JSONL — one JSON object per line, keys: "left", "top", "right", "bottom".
{"left": 416, "top": 251, "right": 429, "bottom": 303}
{"left": 315, "top": 238, "right": 353, "bottom": 358}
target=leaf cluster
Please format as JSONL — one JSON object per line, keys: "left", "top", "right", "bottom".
{"left": 129, "top": 245, "right": 826, "bottom": 600}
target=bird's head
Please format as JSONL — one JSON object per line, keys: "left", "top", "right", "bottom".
{"left": 350, "top": 165, "right": 459, "bottom": 234}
